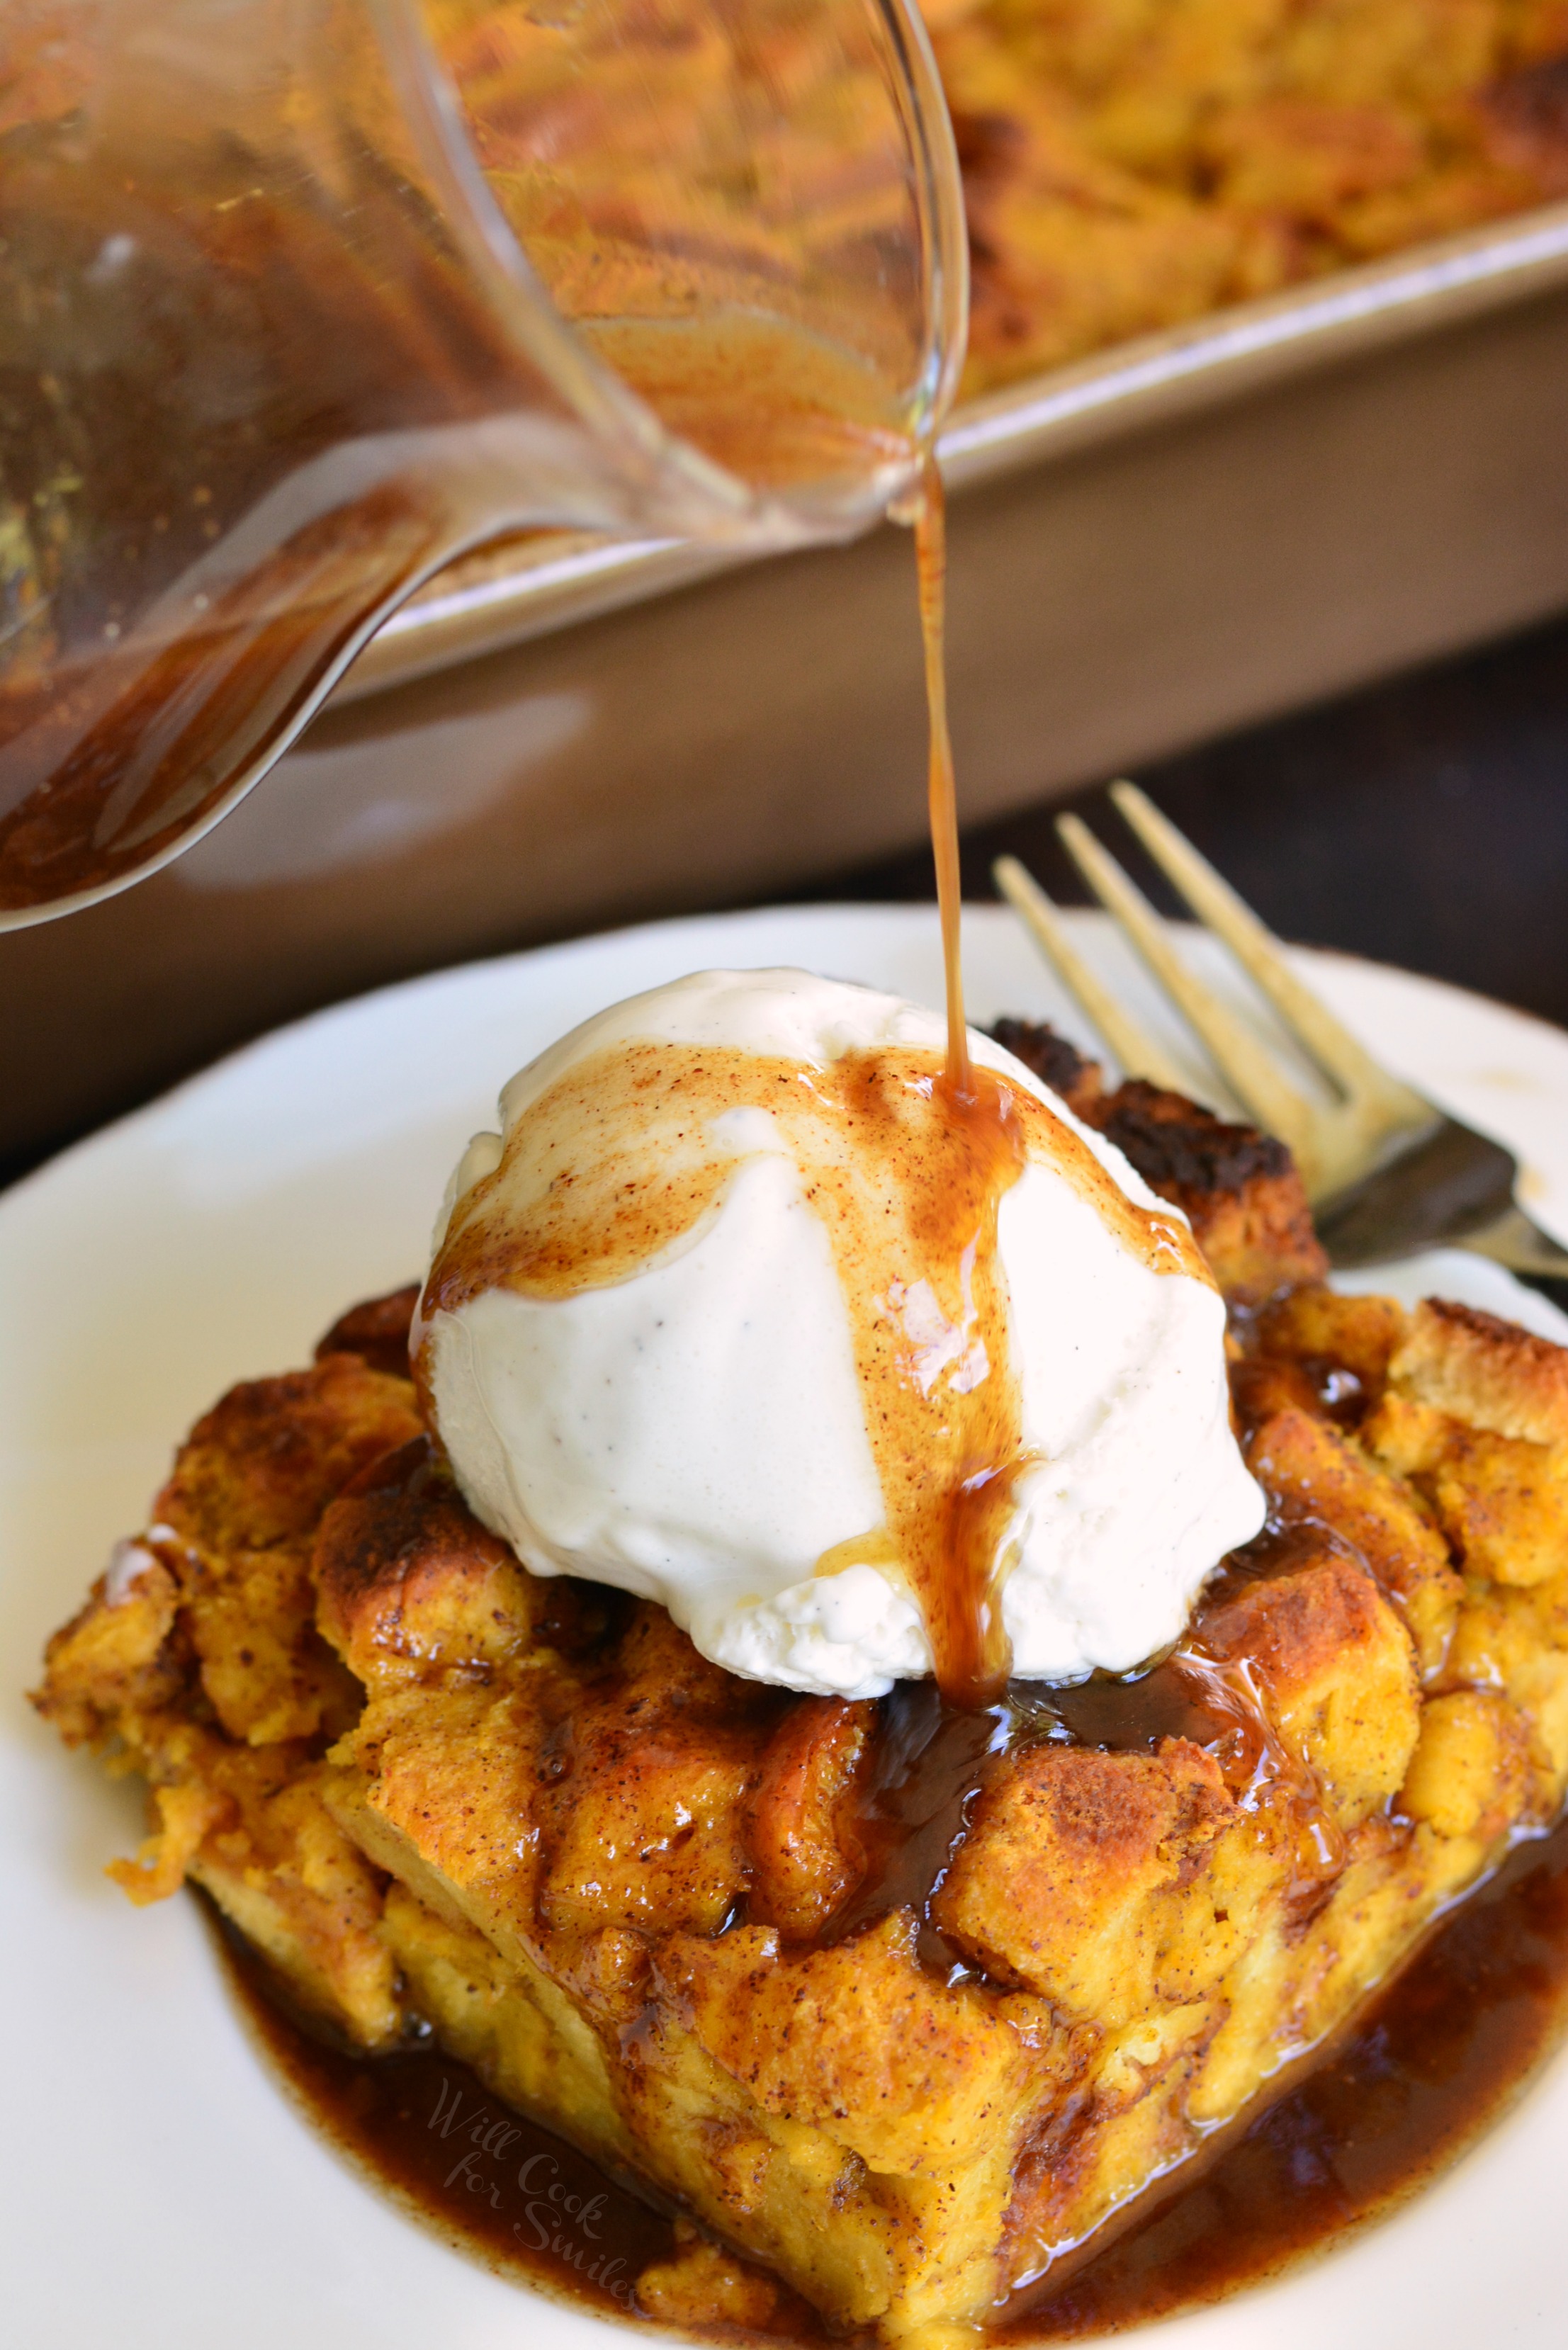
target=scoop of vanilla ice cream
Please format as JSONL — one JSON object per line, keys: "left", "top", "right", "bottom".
{"left": 420, "top": 968, "right": 1263, "bottom": 1698}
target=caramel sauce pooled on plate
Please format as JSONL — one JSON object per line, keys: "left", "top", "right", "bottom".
{"left": 220, "top": 1761, "right": 1568, "bottom": 2342}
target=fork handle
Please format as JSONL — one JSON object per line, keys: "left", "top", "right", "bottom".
{"left": 1316, "top": 1117, "right": 1523, "bottom": 1268}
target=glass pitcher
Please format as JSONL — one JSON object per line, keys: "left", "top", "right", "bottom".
{"left": 0, "top": 0, "right": 965, "bottom": 927}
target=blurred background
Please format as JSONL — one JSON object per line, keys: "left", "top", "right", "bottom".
{"left": 6, "top": 0, "right": 1568, "bottom": 1182}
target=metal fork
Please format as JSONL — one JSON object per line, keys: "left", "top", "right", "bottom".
{"left": 993, "top": 781, "right": 1568, "bottom": 1276}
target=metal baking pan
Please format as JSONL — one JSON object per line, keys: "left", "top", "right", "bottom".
{"left": 343, "top": 198, "right": 1568, "bottom": 699}
{"left": 6, "top": 198, "right": 1568, "bottom": 1169}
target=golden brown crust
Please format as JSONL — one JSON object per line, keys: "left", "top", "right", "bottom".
{"left": 34, "top": 1549, "right": 186, "bottom": 1750}
{"left": 746, "top": 1697, "right": 876, "bottom": 1942}
{"left": 33, "top": 1221, "right": 1568, "bottom": 2339}
{"left": 1358, "top": 1301, "right": 1568, "bottom": 1609}
{"left": 313, "top": 1442, "right": 540, "bottom": 1688}
{"left": 314, "top": 1282, "right": 419, "bottom": 1379}
{"left": 668, "top": 1910, "right": 1049, "bottom": 2181}
{"left": 931, "top": 1739, "right": 1248, "bottom": 2022}
{"left": 154, "top": 1355, "right": 423, "bottom": 1746}
{"left": 988, "top": 1017, "right": 1104, "bottom": 1122}
{"left": 1399, "top": 1688, "right": 1535, "bottom": 1844}
{"left": 1390, "top": 1297, "right": 1568, "bottom": 1446}
{"left": 1199, "top": 1552, "right": 1421, "bottom": 1823}
{"left": 986, "top": 1020, "right": 1327, "bottom": 1303}
{"left": 1245, "top": 1401, "right": 1464, "bottom": 1677}
{"left": 635, "top": 2222, "right": 799, "bottom": 2334}
{"left": 532, "top": 1629, "right": 763, "bottom": 1940}
{"left": 1258, "top": 1285, "right": 1408, "bottom": 1403}
{"left": 1090, "top": 1080, "right": 1329, "bottom": 1302}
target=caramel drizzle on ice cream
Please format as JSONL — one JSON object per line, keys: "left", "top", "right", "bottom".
{"left": 421, "top": 465, "right": 1212, "bottom": 1708}
{"left": 419, "top": 1035, "right": 1207, "bottom": 1707}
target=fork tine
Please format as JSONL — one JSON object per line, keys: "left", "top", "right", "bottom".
{"left": 992, "top": 855, "right": 1195, "bottom": 1093}
{"left": 1054, "top": 813, "right": 1320, "bottom": 1169}
{"left": 1108, "top": 781, "right": 1424, "bottom": 1114}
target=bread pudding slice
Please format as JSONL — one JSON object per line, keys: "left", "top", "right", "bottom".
{"left": 33, "top": 1044, "right": 1568, "bottom": 2345}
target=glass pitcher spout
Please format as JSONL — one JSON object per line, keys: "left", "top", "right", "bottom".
{"left": 0, "top": 0, "right": 966, "bottom": 926}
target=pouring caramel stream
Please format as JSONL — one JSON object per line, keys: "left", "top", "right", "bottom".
{"left": 905, "top": 453, "right": 1032, "bottom": 1698}
{"left": 422, "top": 456, "right": 1206, "bottom": 1706}
{"left": 913, "top": 454, "right": 969, "bottom": 1093}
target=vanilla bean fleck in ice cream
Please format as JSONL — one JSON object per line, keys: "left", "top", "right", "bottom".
{"left": 416, "top": 969, "right": 1263, "bottom": 1698}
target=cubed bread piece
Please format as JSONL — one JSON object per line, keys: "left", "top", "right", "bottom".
{"left": 986, "top": 1018, "right": 1104, "bottom": 1122}
{"left": 314, "top": 1282, "right": 420, "bottom": 1378}
{"left": 1257, "top": 1286, "right": 1408, "bottom": 1404}
{"left": 637, "top": 2225, "right": 796, "bottom": 2333}
{"left": 156, "top": 1355, "right": 422, "bottom": 1744}
{"left": 1399, "top": 1690, "right": 1534, "bottom": 1843}
{"left": 1009, "top": 1993, "right": 1220, "bottom": 2275}
{"left": 746, "top": 1695, "right": 875, "bottom": 1940}
{"left": 33, "top": 1545, "right": 184, "bottom": 1749}
{"left": 534, "top": 1605, "right": 771, "bottom": 1939}
{"left": 1389, "top": 1299, "right": 1568, "bottom": 1446}
{"left": 1366, "top": 1394, "right": 1568, "bottom": 1589}
{"left": 327, "top": 1679, "right": 549, "bottom": 1960}
{"left": 381, "top": 1878, "right": 642, "bottom": 2172}
{"left": 314, "top": 1443, "right": 545, "bottom": 1689}
{"left": 1199, "top": 1551, "right": 1421, "bottom": 1825}
{"left": 193, "top": 1753, "right": 401, "bottom": 2046}
{"left": 1442, "top": 1574, "right": 1568, "bottom": 1799}
{"left": 1248, "top": 1404, "right": 1462, "bottom": 1675}
{"left": 1430, "top": 1428, "right": 1568, "bottom": 1587}
{"left": 671, "top": 1910, "right": 1053, "bottom": 2183}
{"left": 319, "top": 1457, "right": 765, "bottom": 1949}
{"left": 109, "top": 1717, "right": 402, "bottom": 2045}
{"left": 985, "top": 1022, "right": 1326, "bottom": 1301}
{"left": 1083, "top": 1079, "right": 1328, "bottom": 1303}
{"left": 157, "top": 1352, "right": 422, "bottom": 1557}
{"left": 930, "top": 1739, "right": 1273, "bottom": 2025}
{"left": 1228, "top": 1350, "right": 1330, "bottom": 1428}
{"left": 1370, "top": 1298, "right": 1568, "bottom": 1593}
{"left": 536, "top": 1702, "right": 760, "bottom": 1941}
{"left": 39, "top": 1353, "right": 420, "bottom": 1761}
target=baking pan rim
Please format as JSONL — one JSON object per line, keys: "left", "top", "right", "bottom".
{"left": 335, "top": 194, "right": 1568, "bottom": 706}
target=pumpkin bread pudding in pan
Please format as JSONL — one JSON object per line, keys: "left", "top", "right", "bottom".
{"left": 935, "top": 0, "right": 1568, "bottom": 395}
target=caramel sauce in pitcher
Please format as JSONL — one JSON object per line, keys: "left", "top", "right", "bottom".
{"left": 0, "top": 201, "right": 908, "bottom": 918}
{"left": 0, "top": 171, "right": 517, "bottom": 915}
{"left": 0, "top": 237, "right": 911, "bottom": 920}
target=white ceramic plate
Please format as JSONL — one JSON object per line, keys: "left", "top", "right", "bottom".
{"left": 6, "top": 903, "right": 1568, "bottom": 2350}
